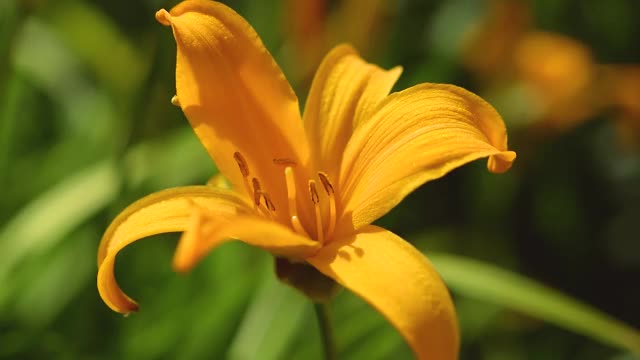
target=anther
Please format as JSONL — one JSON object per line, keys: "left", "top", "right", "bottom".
{"left": 233, "top": 152, "right": 250, "bottom": 177}
{"left": 170, "top": 95, "right": 180, "bottom": 107}
{"left": 318, "top": 172, "right": 334, "bottom": 195}
{"left": 233, "top": 151, "right": 253, "bottom": 200}
{"left": 273, "top": 158, "right": 297, "bottom": 167}
{"left": 309, "top": 181, "right": 320, "bottom": 204}
{"left": 318, "top": 172, "right": 336, "bottom": 239}
{"left": 309, "top": 180, "right": 324, "bottom": 243}
{"left": 251, "top": 178, "right": 272, "bottom": 218}
{"left": 251, "top": 178, "right": 261, "bottom": 207}
{"left": 263, "top": 192, "right": 276, "bottom": 212}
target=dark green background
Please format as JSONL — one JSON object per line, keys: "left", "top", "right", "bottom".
{"left": 1, "top": 0, "right": 639, "bottom": 358}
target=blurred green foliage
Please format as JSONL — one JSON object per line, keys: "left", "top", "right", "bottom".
{"left": 1, "top": 0, "right": 639, "bottom": 359}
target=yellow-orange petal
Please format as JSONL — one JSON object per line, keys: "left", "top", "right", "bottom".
{"left": 307, "top": 225, "right": 458, "bottom": 360}
{"left": 338, "top": 83, "right": 516, "bottom": 232}
{"left": 173, "top": 215, "right": 320, "bottom": 272}
{"left": 156, "top": 1, "right": 310, "bottom": 209}
{"left": 97, "top": 186, "right": 250, "bottom": 314}
{"left": 303, "top": 44, "right": 401, "bottom": 180}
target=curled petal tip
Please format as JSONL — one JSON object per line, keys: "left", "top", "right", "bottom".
{"left": 119, "top": 303, "right": 139, "bottom": 315}
{"left": 488, "top": 150, "right": 517, "bottom": 173}
{"left": 155, "top": 9, "right": 172, "bottom": 26}
{"left": 121, "top": 303, "right": 139, "bottom": 317}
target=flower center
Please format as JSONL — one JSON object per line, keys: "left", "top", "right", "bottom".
{"left": 233, "top": 151, "right": 337, "bottom": 243}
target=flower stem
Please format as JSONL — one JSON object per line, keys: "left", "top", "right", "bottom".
{"left": 314, "top": 302, "right": 336, "bottom": 360}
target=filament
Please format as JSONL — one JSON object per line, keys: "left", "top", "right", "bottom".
{"left": 318, "top": 172, "right": 336, "bottom": 239}
{"left": 309, "top": 180, "right": 324, "bottom": 243}
{"left": 284, "top": 166, "right": 311, "bottom": 237}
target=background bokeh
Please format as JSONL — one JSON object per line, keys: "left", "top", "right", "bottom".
{"left": 1, "top": 0, "right": 639, "bottom": 358}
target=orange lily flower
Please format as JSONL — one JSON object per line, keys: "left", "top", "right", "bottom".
{"left": 97, "top": 1, "right": 515, "bottom": 358}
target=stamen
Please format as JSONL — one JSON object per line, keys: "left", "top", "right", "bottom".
{"left": 318, "top": 172, "right": 336, "bottom": 239}
{"left": 291, "top": 215, "right": 310, "bottom": 238}
{"left": 309, "top": 181, "right": 320, "bottom": 204}
{"left": 273, "top": 158, "right": 297, "bottom": 167}
{"left": 233, "top": 152, "right": 250, "bottom": 177}
{"left": 250, "top": 178, "right": 274, "bottom": 218}
{"left": 309, "top": 180, "right": 324, "bottom": 243}
{"left": 251, "top": 178, "right": 261, "bottom": 207}
{"left": 284, "top": 167, "right": 298, "bottom": 218}
{"left": 233, "top": 151, "right": 253, "bottom": 199}
{"left": 284, "top": 166, "right": 309, "bottom": 237}
{"left": 262, "top": 192, "right": 276, "bottom": 212}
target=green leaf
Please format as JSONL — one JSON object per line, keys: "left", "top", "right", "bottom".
{"left": 46, "top": 1, "right": 149, "bottom": 98}
{"left": 13, "top": 226, "right": 95, "bottom": 327}
{"left": 0, "top": 160, "right": 120, "bottom": 286}
{"left": 124, "top": 127, "right": 214, "bottom": 190}
{"left": 227, "top": 268, "right": 309, "bottom": 360}
{"left": 429, "top": 253, "right": 640, "bottom": 353}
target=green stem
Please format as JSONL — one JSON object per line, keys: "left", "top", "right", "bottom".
{"left": 314, "top": 302, "right": 336, "bottom": 360}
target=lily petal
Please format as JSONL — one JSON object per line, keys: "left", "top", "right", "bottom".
{"left": 97, "top": 186, "right": 250, "bottom": 314}
{"left": 338, "top": 83, "right": 516, "bottom": 231}
{"left": 303, "top": 44, "right": 401, "bottom": 179}
{"left": 156, "top": 0, "right": 309, "bottom": 207}
{"left": 174, "top": 215, "right": 321, "bottom": 272}
{"left": 307, "top": 225, "right": 458, "bottom": 360}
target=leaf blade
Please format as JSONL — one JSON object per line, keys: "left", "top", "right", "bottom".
{"left": 430, "top": 253, "right": 640, "bottom": 353}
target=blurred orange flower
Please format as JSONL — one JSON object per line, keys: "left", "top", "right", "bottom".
{"left": 462, "top": 0, "right": 639, "bottom": 139}
{"left": 284, "top": 0, "right": 390, "bottom": 84}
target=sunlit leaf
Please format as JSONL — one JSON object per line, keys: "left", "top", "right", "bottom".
{"left": 13, "top": 17, "right": 119, "bottom": 144}
{"left": 46, "top": 1, "right": 149, "bottom": 98}
{"left": 124, "top": 127, "right": 213, "bottom": 190}
{"left": 0, "top": 160, "right": 120, "bottom": 286}
{"left": 228, "top": 268, "right": 308, "bottom": 360}
{"left": 13, "top": 226, "right": 95, "bottom": 327}
{"left": 430, "top": 253, "right": 640, "bottom": 352}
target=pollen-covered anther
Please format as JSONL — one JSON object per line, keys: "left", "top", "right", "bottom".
{"left": 318, "top": 172, "right": 336, "bottom": 239}
{"left": 251, "top": 177, "right": 262, "bottom": 205}
{"left": 262, "top": 192, "right": 276, "bottom": 212}
{"left": 233, "top": 152, "right": 250, "bottom": 177}
{"left": 309, "top": 180, "right": 324, "bottom": 243}
{"left": 273, "top": 158, "right": 297, "bottom": 167}
{"left": 251, "top": 177, "right": 273, "bottom": 217}
{"left": 233, "top": 151, "right": 254, "bottom": 198}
